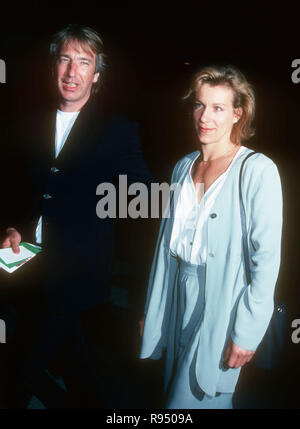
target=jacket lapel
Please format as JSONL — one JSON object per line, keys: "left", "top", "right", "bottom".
{"left": 33, "top": 108, "right": 56, "bottom": 183}
{"left": 53, "top": 97, "right": 104, "bottom": 166}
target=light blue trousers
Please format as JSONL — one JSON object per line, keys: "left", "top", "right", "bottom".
{"left": 165, "top": 260, "right": 233, "bottom": 409}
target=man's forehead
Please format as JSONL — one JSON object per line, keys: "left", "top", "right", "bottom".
{"left": 59, "top": 39, "right": 96, "bottom": 59}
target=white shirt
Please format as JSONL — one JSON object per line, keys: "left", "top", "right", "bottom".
{"left": 170, "top": 145, "right": 246, "bottom": 265}
{"left": 54, "top": 109, "right": 80, "bottom": 157}
{"left": 35, "top": 110, "right": 80, "bottom": 244}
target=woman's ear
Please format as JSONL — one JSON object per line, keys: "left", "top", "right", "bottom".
{"left": 233, "top": 107, "right": 243, "bottom": 123}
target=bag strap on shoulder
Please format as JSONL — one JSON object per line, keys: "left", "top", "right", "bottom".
{"left": 239, "top": 150, "right": 256, "bottom": 285}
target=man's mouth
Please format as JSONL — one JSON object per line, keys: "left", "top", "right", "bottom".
{"left": 62, "top": 81, "right": 78, "bottom": 89}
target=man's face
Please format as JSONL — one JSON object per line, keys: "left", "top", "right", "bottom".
{"left": 55, "top": 39, "right": 99, "bottom": 111}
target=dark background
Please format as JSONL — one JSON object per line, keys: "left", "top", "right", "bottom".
{"left": 0, "top": 5, "right": 299, "bottom": 410}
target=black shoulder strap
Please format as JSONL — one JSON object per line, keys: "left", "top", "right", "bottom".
{"left": 239, "top": 150, "right": 256, "bottom": 285}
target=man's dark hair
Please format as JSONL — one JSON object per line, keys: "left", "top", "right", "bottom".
{"left": 50, "top": 24, "right": 106, "bottom": 94}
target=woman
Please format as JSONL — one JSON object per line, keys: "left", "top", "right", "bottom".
{"left": 139, "top": 65, "right": 283, "bottom": 409}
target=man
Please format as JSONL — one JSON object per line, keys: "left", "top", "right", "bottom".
{"left": 1, "top": 24, "right": 153, "bottom": 408}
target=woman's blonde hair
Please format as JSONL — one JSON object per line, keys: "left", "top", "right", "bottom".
{"left": 184, "top": 65, "right": 255, "bottom": 144}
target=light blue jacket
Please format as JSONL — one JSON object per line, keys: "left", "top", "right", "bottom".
{"left": 140, "top": 146, "right": 283, "bottom": 396}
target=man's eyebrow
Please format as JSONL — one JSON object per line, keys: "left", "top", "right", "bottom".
{"left": 78, "top": 56, "right": 92, "bottom": 62}
{"left": 58, "top": 54, "right": 92, "bottom": 62}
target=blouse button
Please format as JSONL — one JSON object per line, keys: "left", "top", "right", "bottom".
{"left": 210, "top": 213, "right": 217, "bottom": 219}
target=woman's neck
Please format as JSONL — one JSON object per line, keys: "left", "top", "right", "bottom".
{"left": 200, "top": 141, "right": 240, "bottom": 162}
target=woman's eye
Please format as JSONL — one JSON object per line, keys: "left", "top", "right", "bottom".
{"left": 215, "top": 106, "right": 223, "bottom": 112}
{"left": 194, "top": 102, "right": 203, "bottom": 110}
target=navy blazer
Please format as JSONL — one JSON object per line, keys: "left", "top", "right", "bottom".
{"left": 6, "top": 97, "right": 153, "bottom": 312}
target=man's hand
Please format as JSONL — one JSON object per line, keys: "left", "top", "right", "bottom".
{"left": 0, "top": 228, "right": 22, "bottom": 254}
{"left": 222, "top": 337, "right": 255, "bottom": 369}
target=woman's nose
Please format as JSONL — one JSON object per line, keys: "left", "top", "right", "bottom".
{"left": 200, "top": 107, "right": 211, "bottom": 123}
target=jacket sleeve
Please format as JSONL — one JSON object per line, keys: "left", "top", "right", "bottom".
{"left": 231, "top": 160, "right": 283, "bottom": 350}
{"left": 140, "top": 159, "right": 182, "bottom": 359}
{"left": 143, "top": 159, "right": 181, "bottom": 314}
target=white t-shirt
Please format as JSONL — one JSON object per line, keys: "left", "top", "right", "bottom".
{"left": 35, "top": 110, "right": 80, "bottom": 244}
{"left": 170, "top": 145, "right": 246, "bottom": 265}
{"left": 55, "top": 109, "right": 80, "bottom": 157}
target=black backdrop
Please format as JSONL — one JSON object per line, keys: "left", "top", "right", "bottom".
{"left": 0, "top": 5, "right": 300, "bottom": 410}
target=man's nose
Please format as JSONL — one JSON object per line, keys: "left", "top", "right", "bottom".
{"left": 66, "top": 61, "right": 77, "bottom": 76}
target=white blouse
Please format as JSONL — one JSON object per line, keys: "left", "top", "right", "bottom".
{"left": 170, "top": 145, "right": 246, "bottom": 265}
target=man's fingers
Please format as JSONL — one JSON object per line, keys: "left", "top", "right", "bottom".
{"left": 2, "top": 238, "right": 21, "bottom": 253}
{"left": 11, "top": 240, "right": 21, "bottom": 254}
{"left": 0, "top": 238, "right": 10, "bottom": 249}
{"left": 0, "top": 231, "right": 21, "bottom": 253}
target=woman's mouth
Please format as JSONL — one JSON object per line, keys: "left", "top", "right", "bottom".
{"left": 199, "top": 127, "right": 215, "bottom": 133}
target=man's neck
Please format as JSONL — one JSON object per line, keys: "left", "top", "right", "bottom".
{"left": 59, "top": 97, "right": 90, "bottom": 113}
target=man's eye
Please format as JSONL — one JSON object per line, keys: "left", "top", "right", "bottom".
{"left": 81, "top": 61, "right": 90, "bottom": 65}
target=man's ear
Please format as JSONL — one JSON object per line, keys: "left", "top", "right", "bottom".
{"left": 93, "top": 72, "right": 100, "bottom": 83}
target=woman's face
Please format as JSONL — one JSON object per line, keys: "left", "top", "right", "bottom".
{"left": 193, "top": 83, "right": 242, "bottom": 146}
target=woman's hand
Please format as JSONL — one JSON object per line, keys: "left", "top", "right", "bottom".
{"left": 222, "top": 337, "right": 255, "bottom": 369}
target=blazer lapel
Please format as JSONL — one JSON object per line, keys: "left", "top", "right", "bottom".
{"left": 33, "top": 108, "right": 56, "bottom": 180}
{"left": 53, "top": 97, "right": 104, "bottom": 166}
{"left": 48, "top": 109, "right": 56, "bottom": 164}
